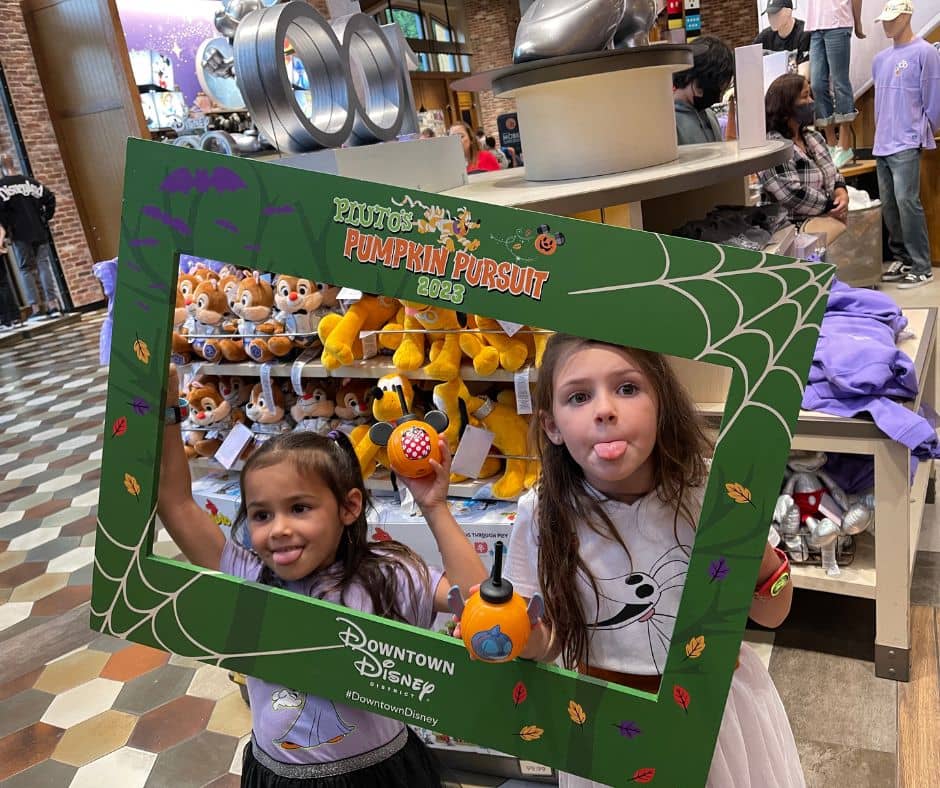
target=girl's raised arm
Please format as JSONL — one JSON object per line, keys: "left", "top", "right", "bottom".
{"left": 398, "top": 439, "right": 489, "bottom": 611}
{"left": 157, "top": 366, "right": 225, "bottom": 571}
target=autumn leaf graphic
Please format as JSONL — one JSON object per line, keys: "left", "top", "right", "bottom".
{"left": 133, "top": 335, "right": 151, "bottom": 364}
{"left": 517, "top": 725, "right": 543, "bottom": 741}
{"left": 725, "top": 482, "right": 756, "bottom": 508}
{"left": 673, "top": 685, "right": 691, "bottom": 714}
{"left": 124, "top": 473, "right": 141, "bottom": 500}
{"left": 629, "top": 767, "right": 656, "bottom": 783}
{"left": 112, "top": 417, "right": 128, "bottom": 438}
{"left": 684, "top": 635, "right": 706, "bottom": 660}
{"left": 614, "top": 720, "right": 641, "bottom": 739}
{"left": 708, "top": 557, "right": 730, "bottom": 582}
{"left": 512, "top": 681, "right": 527, "bottom": 708}
{"left": 568, "top": 700, "right": 587, "bottom": 728}
{"left": 129, "top": 397, "right": 151, "bottom": 416}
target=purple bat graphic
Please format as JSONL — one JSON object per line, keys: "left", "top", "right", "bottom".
{"left": 263, "top": 204, "right": 295, "bottom": 216}
{"left": 141, "top": 205, "right": 191, "bottom": 236}
{"left": 135, "top": 300, "right": 150, "bottom": 312}
{"left": 129, "top": 238, "right": 159, "bottom": 247}
{"left": 243, "top": 244, "right": 261, "bottom": 252}
{"left": 215, "top": 219, "right": 239, "bottom": 234}
{"left": 160, "top": 167, "right": 247, "bottom": 194}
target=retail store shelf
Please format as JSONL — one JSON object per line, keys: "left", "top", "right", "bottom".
{"left": 196, "top": 357, "right": 538, "bottom": 383}
{"left": 188, "top": 460, "right": 513, "bottom": 501}
{"left": 790, "top": 532, "right": 876, "bottom": 599}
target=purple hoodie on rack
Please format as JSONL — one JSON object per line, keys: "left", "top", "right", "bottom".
{"left": 802, "top": 280, "right": 940, "bottom": 459}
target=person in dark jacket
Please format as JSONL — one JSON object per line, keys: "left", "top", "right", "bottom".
{"left": 673, "top": 36, "right": 735, "bottom": 145}
{"left": 754, "top": 0, "right": 812, "bottom": 65}
{"left": 0, "top": 154, "right": 61, "bottom": 316}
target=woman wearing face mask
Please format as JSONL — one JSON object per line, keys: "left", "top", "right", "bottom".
{"left": 672, "top": 36, "right": 735, "bottom": 145}
{"left": 757, "top": 73, "right": 849, "bottom": 243}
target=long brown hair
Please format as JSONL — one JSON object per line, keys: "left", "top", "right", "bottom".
{"left": 765, "top": 73, "right": 808, "bottom": 139}
{"left": 451, "top": 121, "right": 482, "bottom": 168}
{"left": 235, "top": 431, "right": 429, "bottom": 624}
{"left": 532, "top": 334, "right": 712, "bottom": 671}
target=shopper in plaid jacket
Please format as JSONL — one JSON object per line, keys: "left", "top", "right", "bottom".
{"left": 757, "top": 74, "right": 849, "bottom": 244}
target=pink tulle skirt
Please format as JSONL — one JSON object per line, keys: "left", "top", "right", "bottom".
{"left": 559, "top": 644, "right": 805, "bottom": 788}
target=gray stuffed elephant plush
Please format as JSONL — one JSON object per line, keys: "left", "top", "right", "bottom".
{"left": 771, "top": 450, "right": 873, "bottom": 572}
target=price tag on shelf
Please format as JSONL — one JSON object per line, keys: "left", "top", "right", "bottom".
{"left": 450, "top": 425, "right": 495, "bottom": 479}
{"left": 214, "top": 422, "right": 253, "bottom": 469}
{"left": 290, "top": 349, "right": 319, "bottom": 396}
{"left": 514, "top": 367, "right": 533, "bottom": 415}
{"left": 337, "top": 287, "right": 363, "bottom": 302}
{"left": 359, "top": 331, "right": 378, "bottom": 359}
{"left": 518, "top": 760, "right": 553, "bottom": 777}
{"left": 497, "top": 319, "right": 524, "bottom": 337}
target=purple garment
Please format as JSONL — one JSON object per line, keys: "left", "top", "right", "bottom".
{"left": 872, "top": 37, "right": 940, "bottom": 157}
{"left": 822, "top": 452, "right": 875, "bottom": 495}
{"left": 179, "top": 255, "right": 226, "bottom": 275}
{"left": 92, "top": 258, "right": 117, "bottom": 366}
{"left": 802, "top": 281, "right": 940, "bottom": 459}
{"left": 219, "top": 540, "right": 442, "bottom": 767}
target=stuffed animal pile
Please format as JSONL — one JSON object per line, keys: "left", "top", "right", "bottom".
{"left": 173, "top": 261, "right": 551, "bottom": 499}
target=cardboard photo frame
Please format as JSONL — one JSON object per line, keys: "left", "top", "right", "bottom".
{"left": 92, "top": 139, "right": 831, "bottom": 785}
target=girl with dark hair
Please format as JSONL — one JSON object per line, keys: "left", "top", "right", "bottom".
{"left": 158, "top": 367, "right": 487, "bottom": 788}
{"left": 758, "top": 73, "right": 849, "bottom": 246}
{"left": 501, "top": 334, "right": 804, "bottom": 787}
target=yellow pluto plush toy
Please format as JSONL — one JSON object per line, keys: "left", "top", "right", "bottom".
{"left": 317, "top": 295, "right": 399, "bottom": 370}
{"left": 382, "top": 301, "right": 465, "bottom": 381}
{"left": 351, "top": 373, "right": 415, "bottom": 478}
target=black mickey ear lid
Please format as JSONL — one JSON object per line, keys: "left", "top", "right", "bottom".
{"left": 479, "top": 541, "right": 513, "bottom": 603}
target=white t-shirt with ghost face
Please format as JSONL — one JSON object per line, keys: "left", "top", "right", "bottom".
{"left": 506, "top": 485, "right": 698, "bottom": 676}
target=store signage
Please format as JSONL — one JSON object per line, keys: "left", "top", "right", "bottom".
{"left": 94, "top": 139, "right": 831, "bottom": 785}
{"left": 497, "top": 112, "right": 522, "bottom": 155}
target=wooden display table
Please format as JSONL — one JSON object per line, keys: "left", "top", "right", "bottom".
{"left": 839, "top": 158, "right": 877, "bottom": 179}
{"left": 700, "top": 307, "right": 934, "bottom": 681}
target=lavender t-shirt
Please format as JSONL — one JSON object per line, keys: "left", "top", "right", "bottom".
{"left": 220, "top": 540, "right": 442, "bottom": 765}
{"left": 873, "top": 38, "right": 940, "bottom": 156}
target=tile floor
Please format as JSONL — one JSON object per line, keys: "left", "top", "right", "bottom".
{"left": 0, "top": 303, "right": 938, "bottom": 786}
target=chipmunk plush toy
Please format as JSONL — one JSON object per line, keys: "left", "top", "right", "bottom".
{"left": 184, "top": 379, "right": 245, "bottom": 458}
{"left": 219, "top": 273, "right": 283, "bottom": 363}
{"left": 317, "top": 295, "right": 399, "bottom": 370}
{"left": 245, "top": 382, "right": 291, "bottom": 450}
{"left": 171, "top": 282, "right": 192, "bottom": 365}
{"left": 291, "top": 381, "right": 335, "bottom": 435}
{"left": 268, "top": 275, "right": 337, "bottom": 355}
{"left": 218, "top": 375, "right": 252, "bottom": 411}
{"left": 186, "top": 279, "right": 235, "bottom": 362}
{"left": 332, "top": 380, "right": 375, "bottom": 435}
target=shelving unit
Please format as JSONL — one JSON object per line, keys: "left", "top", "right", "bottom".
{"left": 198, "top": 358, "right": 538, "bottom": 384}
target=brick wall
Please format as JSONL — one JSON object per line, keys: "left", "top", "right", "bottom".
{"left": 700, "top": 0, "right": 760, "bottom": 49}
{"left": 0, "top": 0, "right": 100, "bottom": 308}
{"left": 464, "top": 0, "right": 518, "bottom": 136}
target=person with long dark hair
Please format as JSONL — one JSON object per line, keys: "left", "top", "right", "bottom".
{"left": 157, "top": 366, "right": 487, "bottom": 787}
{"left": 757, "top": 73, "right": 849, "bottom": 246}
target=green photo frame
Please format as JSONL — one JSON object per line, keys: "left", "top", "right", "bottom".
{"left": 92, "top": 139, "right": 831, "bottom": 786}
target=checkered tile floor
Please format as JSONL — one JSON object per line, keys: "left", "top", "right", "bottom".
{"left": 0, "top": 312, "right": 250, "bottom": 787}
{"left": 2, "top": 309, "right": 938, "bottom": 787}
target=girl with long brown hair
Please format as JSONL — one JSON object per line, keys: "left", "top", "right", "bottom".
{"left": 158, "top": 367, "right": 487, "bottom": 788}
{"left": 503, "top": 334, "right": 804, "bottom": 787}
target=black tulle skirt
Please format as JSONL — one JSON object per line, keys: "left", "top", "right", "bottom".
{"left": 241, "top": 727, "right": 442, "bottom": 788}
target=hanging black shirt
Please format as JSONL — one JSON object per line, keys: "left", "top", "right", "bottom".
{"left": 0, "top": 175, "right": 55, "bottom": 244}
{"left": 753, "top": 19, "right": 811, "bottom": 64}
